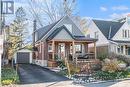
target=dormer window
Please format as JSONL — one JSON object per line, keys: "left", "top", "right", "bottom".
{"left": 64, "top": 24, "right": 72, "bottom": 33}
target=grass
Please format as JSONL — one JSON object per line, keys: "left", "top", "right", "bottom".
{"left": 1, "top": 66, "right": 19, "bottom": 85}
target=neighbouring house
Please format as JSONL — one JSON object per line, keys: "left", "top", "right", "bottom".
{"left": 34, "top": 15, "right": 98, "bottom": 67}
{"left": 87, "top": 16, "right": 130, "bottom": 57}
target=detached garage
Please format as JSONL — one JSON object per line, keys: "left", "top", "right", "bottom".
{"left": 14, "top": 49, "right": 32, "bottom": 64}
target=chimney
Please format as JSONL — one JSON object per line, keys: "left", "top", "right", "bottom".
{"left": 33, "top": 20, "right": 36, "bottom": 48}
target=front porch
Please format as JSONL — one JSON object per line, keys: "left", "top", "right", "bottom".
{"left": 47, "top": 40, "right": 97, "bottom": 67}
{"left": 117, "top": 45, "right": 130, "bottom": 56}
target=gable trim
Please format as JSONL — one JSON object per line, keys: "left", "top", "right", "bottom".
{"left": 37, "top": 15, "right": 84, "bottom": 43}
{"left": 37, "top": 16, "right": 66, "bottom": 43}
{"left": 46, "top": 25, "right": 74, "bottom": 41}
{"left": 111, "top": 22, "right": 125, "bottom": 40}
{"left": 92, "top": 21, "right": 108, "bottom": 40}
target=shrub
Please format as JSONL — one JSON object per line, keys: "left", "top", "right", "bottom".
{"left": 97, "top": 53, "right": 107, "bottom": 61}
{"left": 2, "top": 80, "right": 13, "bottom": 85}
{"left": 1, "top": 67, "right": 19, "bottom": 85}
{"left": 93, "top": 70, "right": 129, "bottom": 80}
{"left": 115, "top": 54, "right": 130, "bottom": 65}
{"left": 102, "top": 59, "right": 120, "bottom": 73}
{"left": 69, "top": 63, "right": 80, "bottom": 75}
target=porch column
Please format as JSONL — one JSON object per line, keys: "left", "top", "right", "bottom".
{"left": 94, "top": 42, "right": 97, "bottom": 59}
{"left": 72, "top": 41, "right": 75, "bottom": 60}
{"left": 123, "top": 45, "right": 126, "bottom": 55}
{"left": 52, "top": 40, "right": 55, "bottom": 61}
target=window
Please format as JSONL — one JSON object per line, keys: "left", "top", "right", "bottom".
{"left": 125, "top": 30, "right": 127, "bottom": 38}
{"left": 117, "top": 47, "right": 120, "bottom": 53}
{"left": 64, "top": 24, "right": 72, "bottom": 33}
{"left": 122, "top": 30, "right": 124, "bottom": 38}
{"left": 94, "top": 31, "right": 99, "bottom": 39}
{"left": 75, "top": 44, "right": 82, "bottom": 53}
{"left": 127, "top": 17, "right": 130, "bottom": 24}
{"left": 128, "top": 30, "right": 130, "bottom": 38}
{"left": 122, "top": 29, "right": 130, "bottom": 38}
{"left": 121, "top": 46, "right": 123, "bottom": 53}
{"left": 48, "top": 43, "right": 52, "bottom": 52}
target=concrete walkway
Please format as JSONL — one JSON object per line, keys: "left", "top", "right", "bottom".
{"left": 85, "top": 80, "right": 130, "bottom": 87}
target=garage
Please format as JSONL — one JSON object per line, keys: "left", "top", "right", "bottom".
{"left": 14, "top": 49, "right": 32, "bottom": 64}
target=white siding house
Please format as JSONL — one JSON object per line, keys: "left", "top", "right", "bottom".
{"left": 87, "top": 17, "right": 130, "bottom": 56}
{"left": 88, "top": 21, "right": 109, "bottom": 46}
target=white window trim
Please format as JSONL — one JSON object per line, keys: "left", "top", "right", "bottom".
{"left": 94, "top": 31, "right": 99, "bottom": 39}
{"left": 122, "top": 29, "right": 130, "bottom": 38}
{"left": 48, "top": 43, "right": 52, "bottom": 52}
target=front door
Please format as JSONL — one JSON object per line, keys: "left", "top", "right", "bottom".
{"left": 58, "top": 43, "right": 65, "bottom": 58}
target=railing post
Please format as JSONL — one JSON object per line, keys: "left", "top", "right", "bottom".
{"left": 65, "top": 57, "right": 70, "bottom": 78}
{"left": 52, "top": 40, "right": 55, "bottom": 61}
{"left": 94, "top": 42, "right": 97, "bottom": 59}
{"left": 72, "top": 41, "right": 75, "bottom": 61}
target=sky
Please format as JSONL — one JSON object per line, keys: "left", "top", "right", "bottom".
{"left": 5, "top": 0, "right": 130, "bottom": 23}
{"left": 77, "top": 0, "right": 130, "bottom": 19}
{"left": 3, "top": 0, "right": 130, "bottom": 44}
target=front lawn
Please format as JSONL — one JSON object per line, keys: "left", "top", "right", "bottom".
{"left": 1, "top": 66, "right": 19, "bottom": 85}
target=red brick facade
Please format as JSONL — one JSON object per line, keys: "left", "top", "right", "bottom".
{"left": 35, "top": 42, "right": 48, "bottom": 60}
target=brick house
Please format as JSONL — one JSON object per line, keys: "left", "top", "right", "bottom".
{"left": 34, "top": 15, "right": 97, "bottom": 67}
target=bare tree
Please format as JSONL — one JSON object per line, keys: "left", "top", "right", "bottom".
{"left": 28, "top": 0, "right": 88, "bottom": 34}
{"left": 28, "top": 0, "right": 77, "bottom": 26}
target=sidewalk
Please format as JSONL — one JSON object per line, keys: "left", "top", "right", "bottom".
{"left": 109, "top": 80, "right": 130, "bottom": 87}
{"left": 2, "top": 81, "right": 83, "bottom": 87}
{"left": 85, "top": 80, "right": 130, "bottom": 87}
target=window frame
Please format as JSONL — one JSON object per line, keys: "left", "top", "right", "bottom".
{"left": 75, "top": 44, "right": 82, "bottom": 53}
{"left": 94, "top": 31, "right": 99, "bottom": 39}
{"left": 48, "top": 43, "right": 52, "bottom": 52}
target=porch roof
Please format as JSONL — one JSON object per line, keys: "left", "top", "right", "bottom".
{"left": 74, "top": 36, "right": 97, "bottom": 42}
{"left": 111, "top": 40, "right": 130, "bottom": 45}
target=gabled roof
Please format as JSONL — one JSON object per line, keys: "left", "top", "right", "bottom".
{"left": 93, "top": 20, "right": 125, "bottom": 39}
{"left": 36, "top": 19, "right": 61, "bottom": 41}
{"left": 46, "top": 25, "right": 75, "bottom": 41}
{"left": 36, "top": 15, "right": 84, "bottom": 42}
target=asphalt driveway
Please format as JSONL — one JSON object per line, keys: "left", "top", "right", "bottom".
{"left": 18, "top": 64, "right": 70, "bottom": 84}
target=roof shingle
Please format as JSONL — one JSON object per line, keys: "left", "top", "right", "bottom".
{"left": 93, "top": 20, "right": 125, "bottom": 39}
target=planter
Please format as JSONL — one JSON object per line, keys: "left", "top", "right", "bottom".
{"left": 48, "top": 61, "right": 58, "bottom": 67}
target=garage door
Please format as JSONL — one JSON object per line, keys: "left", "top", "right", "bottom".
{"left": 17, "top": 52, "right": 30, "bottom": 63}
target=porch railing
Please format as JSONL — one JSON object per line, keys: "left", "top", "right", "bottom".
{"left": 75, "top": 53, "right": 95, "bottom": 60}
